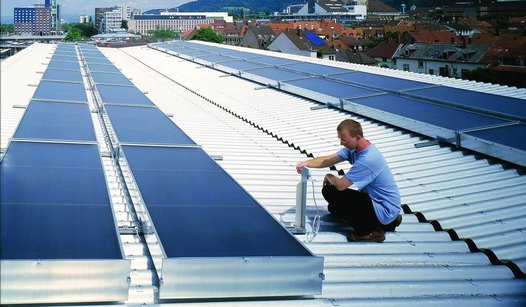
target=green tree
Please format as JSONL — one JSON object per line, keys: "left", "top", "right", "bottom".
{"left": 190, "top": 28, "right": 224, "bottom": 43}
{"left": 1, "top": 24, "right": 14, "bottom": 35}
{"left": 62, "top": 22, "right": 96, "bottom": 38}
{"left": 64, "top": 28, "right": 85, "bottom": 41}
{"left": 147, "top": 27, "right": 177, "bottom": 41}
{"left": 121, "top": 20, "right": 128, "bottom": 30}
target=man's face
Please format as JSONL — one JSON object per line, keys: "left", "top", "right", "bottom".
{"left": 338, "top": 129, "right": 358, "bottom": 150}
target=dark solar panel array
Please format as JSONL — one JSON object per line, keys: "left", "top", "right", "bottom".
{"left": 152, "top": 41, "right": 526, "bottom": 167}
{"left": 77, "top": 44, "right": 315, "bottom": 262}
{"left": 1, "top": 43, "right": 122, "bottom": 261}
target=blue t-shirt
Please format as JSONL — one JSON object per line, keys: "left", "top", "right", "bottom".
{"left": 337, "top": 145, "right": 401, "bottom": 225}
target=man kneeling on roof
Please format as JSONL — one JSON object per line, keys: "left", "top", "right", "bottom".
{"left": 296, "top": 119, "right": 402, "bottom": 242}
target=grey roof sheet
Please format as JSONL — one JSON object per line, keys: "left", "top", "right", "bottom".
{"left": 100, "top": 44, "right": 526, "bottom": 304}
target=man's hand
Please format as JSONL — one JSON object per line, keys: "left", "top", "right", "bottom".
{"left": 324, "top": 173, "right": 352, "bottom": 190}
{"left": 296, "top": 161, "right": 308, "bottom": 174}
{"left": 324, "top": 173, "right": 335, "bottom": 186}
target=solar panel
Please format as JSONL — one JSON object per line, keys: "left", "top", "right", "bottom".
{"left": 105, "top": 105, "right": 194, "bottom": 144}
{"left": 219, "top": 49, "right": 263, "bottom": 59}
{"left": 83, "top": 57, "right": 113, "bottom": 65}
{"left": 48, "top": 60, "right": 80, "bottom": 70}
{"left": 33, "top": 80, "right": 87, "bottom": 102}
{"left": 197, "top": 54, "right": 238, "bottom": 63}
{"left": 13, "top": 101, "right": 96, "bottom": 142}
{"left": 330, "top": 72, "right": 433, "bottom": 92}
{"left": 87, "top": 63, "right": 121, "bottom": 73}
{"left": 91, "top": 72, "right": 133, "bottom": 86}
{"left": 51, "top": 55, "right": 78, "bottom": 62}
{"left": 464, "top": 124, "right": 526, "bottom": 151}
{"left": 218, "top": 60, "right": 266, "bottom": 71}
{"left": 97, "top": 84, "right": 153, "bottom": 106}
{"left": 245, "top": 67, "right": 308, "bottom": 81}
{"left": 122, "top": 145, "right": 312, "bottom": 257}
{"left": 284, "top": 77, "right": 380, "bottom": 99}
{"left": 0, "top": 142, "right": 122, "bottom": 259}
{"left": 304, "top": 32, "right": 325, "bottom": 46}
{"left": 348, "top": 94, "right": 507, "bottom": 131}
{"left": 249, "top": 56, "right": 300, "bottom": 66}
{"left": 403, "top": 86, "right": 526, "bottom": 120}
{"left": 283, "top": 62, "right": 349, "bottom": 75}
{"left": 42, "top": 69, "right": 83, "bottom": 82}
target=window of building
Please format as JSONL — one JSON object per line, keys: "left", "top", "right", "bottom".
{"left": 418, "top": 60, "right": 424, "bottom": 68}
{"left": 428, "top": 69, "right": 434, "bottom": 75}
{"left": 403, "top": 64, "right": 410, "bottom": 71}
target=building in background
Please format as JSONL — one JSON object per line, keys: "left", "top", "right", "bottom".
{"left": 14, "top": 2, "right": 53, "bottom": 35}
{"left": 128, "top": 12, "right": 232, "bottom": 35}
{"left": 44, "top": 0, "right": 60, "bottom": 32}
{"left": 274, "top": 0, "right": 367, "bottom": 24}
{"left": 79, "top": 14, "right": 88, "bottom": 23}
{"left": 96, "top": 5, "right": 139, "bottom": 33}
{"left": 95, "top": 7, "right": 115, "bottom": 33}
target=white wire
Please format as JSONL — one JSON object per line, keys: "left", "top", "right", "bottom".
{"left": 306, "top": 177, "right": 321, "bottom": 242}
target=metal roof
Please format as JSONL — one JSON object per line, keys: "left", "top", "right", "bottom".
{"left": 99, "top": 44, "right": 525, "bottom": 304}
{"left": 2, "top": 43, "right": 526, "bottom": 305}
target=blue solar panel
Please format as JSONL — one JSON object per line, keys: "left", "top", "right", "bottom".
{"left": 0, "top": 142, "right": 122, "bottom": 260}
{"left": 122, "top": 145, "right": 312, "bottom": 258}
{"left": 87, "top": 63, "right": 121, "bottom": 73}
{"left": 198, "top": 54, "right": 238, "bottom": 63}
{"left": 105, "top": 105, "right": 194, "bottom": 145}
{"left": 188, "top": 51, "right": 215, "bottom": 59}
{"left": 42, "top": 69, "right": 83, "bottom": 82}
{"left": 404, "top": 86, "right": 526, "bottom": 120}
{"left": 331, "top": 72, "right": 433, "bottom": 92}
{"left": 91, "top": 72, "right": 133, "bottom": 85}
{"left": 218, "top": 60, "right": 265, "bottom": 71}
{"left": 246, "top": 67, "right": 308, "bottom": 81}
{"left": 13, "top": 101, "right": 96, "bottom": 142}
{"left": 349, "top": 94, "right": 507, "bottom": 131}
{"left": 283, "top": 62, "right": 349, "bottom": 75}
{"left": 83, "top": 57, "right": 113, "bottom": 65}
{"left": 249, "top": 56, "right": 300, "bottom": 66}
{"left": 51, "top": 55, "right": 78, "bottom": 62}
{"left": 48, "top": 60, "right": 80, "bottom": 70}
{"left": 33, "top": 80, "right": 87, "bottom": 102}
{"left": 97, "top": 84, "right": 153, "bottom": 106}
{"left": 285, "top": 77, "right": 380, "bottom": 99}
{"left": 465, "top": 124, "right": 526, "bottom": 151}
{"left": 220, "top": 50, "right": 263, "bottom": 59}
{"left": 304, "top": 32, "right": 325, "bottom": 46}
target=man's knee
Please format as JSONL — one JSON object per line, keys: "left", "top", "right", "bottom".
{"left": 322, "top": 184, "right": 338, "bottom": 202}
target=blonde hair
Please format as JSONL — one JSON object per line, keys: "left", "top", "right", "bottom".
{"left": 337, "top": 119, "right": 363, "bottom": 137}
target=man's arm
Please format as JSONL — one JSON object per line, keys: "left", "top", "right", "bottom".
{"left": 324, "top": 173, "right": 352, "bottom": 191}
{"left": 296, "top": 153, "right": 344, "bottom": 173}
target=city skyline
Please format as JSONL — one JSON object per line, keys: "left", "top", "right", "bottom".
{"left": 1, "top": 0, "right": 190, "bottom": 23}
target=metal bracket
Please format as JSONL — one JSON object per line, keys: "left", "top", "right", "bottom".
{"left": 286, "top": 167, "right": 309, "bottom": 235}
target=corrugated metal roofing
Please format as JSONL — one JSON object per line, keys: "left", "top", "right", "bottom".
{"left": 2, "top": 43, "right": 525, "bottom": 305}
{"left": 97, "top": 44, "right": 526, "bottom": 304}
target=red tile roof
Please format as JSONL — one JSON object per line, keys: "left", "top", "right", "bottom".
{"left": 367, "top": 40, "right": 402, "bottom": 58}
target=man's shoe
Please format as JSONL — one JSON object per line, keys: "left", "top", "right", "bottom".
{"left": 347, "top": 228, "right": 385, "bottom": 242}
{"left": 381, "top": 214, "right": 402, "bottom": 232}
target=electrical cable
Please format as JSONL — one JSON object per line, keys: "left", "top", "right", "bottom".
{"left": 306, "top": 177, "right": 321, "bottom": 242}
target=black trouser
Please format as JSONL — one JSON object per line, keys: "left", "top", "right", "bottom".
{"left": 322, "top": 185, "right": 381, "bottom": 235}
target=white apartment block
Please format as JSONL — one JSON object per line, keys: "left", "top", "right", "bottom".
{"left": 128, "top": 12, "right": 232, "bottom": 35}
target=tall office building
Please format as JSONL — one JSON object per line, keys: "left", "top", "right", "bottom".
{"left": 14, "top": 4, "right": 52, "bottom": 35}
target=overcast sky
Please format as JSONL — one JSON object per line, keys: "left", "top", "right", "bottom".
{"left": 1, "top": 0, "right": 191, "bottom": 22}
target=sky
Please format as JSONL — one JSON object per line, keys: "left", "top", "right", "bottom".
{"left": 1, "top": 0, "right": 190, "bottom": 23}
